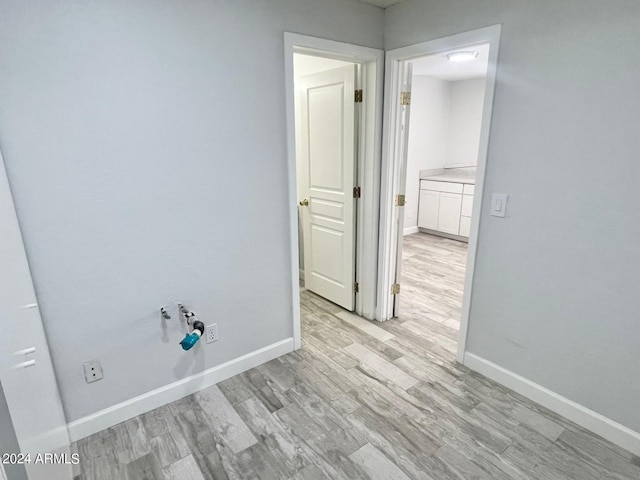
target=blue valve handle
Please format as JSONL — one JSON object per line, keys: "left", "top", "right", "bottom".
{"left": 179, "top": 321, "right": 205, "bottom": 351}
{"left": 180, "top": 332, "right": 200, "bottom": 351}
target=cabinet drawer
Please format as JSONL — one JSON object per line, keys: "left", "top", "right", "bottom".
{"left": 461, "top": 194, "right": 473, "bottom": 217}
{"left": 420, "top": 180, "right": 463, "bottom": 194}
{"left": 463, "top": 184, "right": 475, "bottom": 195}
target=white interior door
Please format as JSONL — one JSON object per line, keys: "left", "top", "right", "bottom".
{"left": 392, "top": 62, "right": 413, "bottom": 317}
{"left": 298, "top": 65, "right": 358, "bottom": 310}
{"left": 0, "top": 150, "right": 72, "bottom": 480}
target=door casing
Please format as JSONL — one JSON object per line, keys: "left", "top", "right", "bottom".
{"left": 378, "top": 25, "right": 502, "bottom": 363}
{"left": 0, "top": 149, "right": 72, "bottom": 479}
{"left": 284, "top": 33, "right": 384, "bottom": 349}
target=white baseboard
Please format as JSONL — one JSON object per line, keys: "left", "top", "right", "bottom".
{"left": 68, "top": 338, "right": 294, "bottom": 442}
{"left": 403, "top": 226, "right": 419, "bottom": 236}
{"left": 464, "top": 353, "right": 640, "bottom": 456}
{"left": 25, "top": 445, "right": 73, "bottom": 480}
{"left": 22, "top": 425, "right": 71, "bottom": 455}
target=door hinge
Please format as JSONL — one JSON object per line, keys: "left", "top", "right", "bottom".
{"left": 354, "top": 282, "right": 359, "bottom": 293}
{"left": 400, "top": 91, "right": 411, "bottom": 105}
{"left": 353, "top": 186, "right": 361, "bottom": 199}
{"left": 355, "top": 89, "right": 363, "bottom": 103}
{"left": 395, "top": 194, "right": 406, "bottom": 207}
{"left": 391, "top": 283, "right": 401, "bottom": 295}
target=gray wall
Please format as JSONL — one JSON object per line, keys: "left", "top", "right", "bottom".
{"left": 446, "top": 78, "right": 486, "bottom": 167}
{"left": 387, "top": 0, "right": 640, "bottom": 432}
{"left": 0, "top": 0, "right": 383, "bottom": 422}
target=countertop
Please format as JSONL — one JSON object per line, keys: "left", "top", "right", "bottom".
{"left": 419, "top": 168, "right": 476, "bottom": 185}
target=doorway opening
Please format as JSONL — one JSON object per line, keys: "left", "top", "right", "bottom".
{"left": 284, "top": 34, "right": 384, "bottom": 349}
{"left": 378, "top": 25, "right": 502, "bottom": 363}
{"left": 293, "top": 53, "right": 360, "bottom": 311}
{"left": 401, "top": 42, "right": 489, "bottom": 354}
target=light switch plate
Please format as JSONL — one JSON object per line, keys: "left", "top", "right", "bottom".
{"left": 491, "top": 193, "right": 508, "bottom": 217}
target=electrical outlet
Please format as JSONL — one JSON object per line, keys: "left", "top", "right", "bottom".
{"left": 83, "top": 360, "right": 103, "bottom": 383}
{"left": 205, "top": 324, "right": 219, "bottom": 344}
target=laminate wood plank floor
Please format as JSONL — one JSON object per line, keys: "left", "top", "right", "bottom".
{"left": 73, "top": 233, "right": 640, "bottom": 479}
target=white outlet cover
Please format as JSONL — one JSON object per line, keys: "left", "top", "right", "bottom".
{"left": 206, "top": 324, "right": 219, "bottom": 344}
{"left": 83, "top": 360, "right": 103, "bottom": 383}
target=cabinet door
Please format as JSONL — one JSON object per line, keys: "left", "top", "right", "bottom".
{"left": 461, "top": 194, "right": 473, "bottom": 217}
{"left": 437, "top": 192, "right": 462, "bottom": 235}
{"left": 418, "top": 190, "right": 439, "bottom": 230}
{"left": 459, "top": 215, "right": 471, "bottom": 237}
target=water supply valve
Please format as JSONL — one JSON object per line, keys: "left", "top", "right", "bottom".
{"left": 180, "top": 320, "right": 204, "bottom": 350}
{"left": 177, "top": 304, "right": 204, "bottom": 351}
{"left": 180, "top": 320, "right": 204, "bottom": 351}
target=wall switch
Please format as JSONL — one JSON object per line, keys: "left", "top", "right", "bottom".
{"left": 490, "top": 193, "right": 508, "bottom": 217}
{"left": 83, "top": 360, "right": 103, "bottom": 383}
{"left": 205, "top": 324, "right": 219, "bottom": 343}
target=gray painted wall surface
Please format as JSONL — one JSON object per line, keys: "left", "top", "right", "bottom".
{"left": 0, "top": 0, "right": 383, "bottom": 422}
{"left": 387, "top": 0, "right": 640, "bottom": 432}
{"left": 446, "top": 78, "right": 485, "bottom": 167}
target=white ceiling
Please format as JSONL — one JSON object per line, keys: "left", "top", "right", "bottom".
{"left": 411, "top": 43, "right": 490, "bottom": 81}
{"left": 358, "top": 0, "right": 405, "bottom": 8}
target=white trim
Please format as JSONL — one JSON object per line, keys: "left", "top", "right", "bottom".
{"left": 457, "top": 26, "right": 502, "bottom": 363}
{"left": 68, "top": 338, "right": 294, "bottom": 442}
{"left": 284, "top": 33, "right": 384, "bottom": 348}
{"left": 403, "top": 226, "right": 419, "bottom": 236}
{"left": 25, "top": 445, "right": 74, "bottom": 480}
{"left": 376, "top": 51, "right": 402, "bottom": 321}
{"left": 1, "top": 149, "right": 71, "bottom": 457}
{"left": 22, "top": 426, "right": 71, "bottom": 455}
{"left": 465, "top": 353, "right": 640, "bottom": 456}
{"left": 377, "top": 25, "right": 502, "bottom": 365}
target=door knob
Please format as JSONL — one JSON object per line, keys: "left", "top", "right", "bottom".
{"left": 299, "top": 199, "right": 309, "bottom": 206}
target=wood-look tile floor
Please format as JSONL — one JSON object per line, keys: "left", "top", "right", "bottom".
{"left": 73, "top": 233, "right": 640, "bottom": 479}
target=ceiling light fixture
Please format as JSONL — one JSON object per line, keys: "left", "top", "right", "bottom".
{"left": 447, "top": 51, "right": 479, "bottom": 62}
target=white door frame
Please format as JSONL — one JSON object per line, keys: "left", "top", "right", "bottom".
{"left": 1, "top": 149, "right": 72, "bottom": 479}
{"left": 284, "top": 33, "right": 384, "bottom": 349}
{"left": 377, "top": 25, "right": 502, "bottom": 363}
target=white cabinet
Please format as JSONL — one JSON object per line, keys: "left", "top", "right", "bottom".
{"left": 438, "top": 192, "right": 463, "bottom": 234}
{"left": 418, "top": 190, "right": 439, "bottom": 230}
{"left": 461, "top": 194, "right": 473, "bottom": 217}
{"left": 418, "top": 180, "right": 474, "bottom": 238}
{"left": 460, "top": 184, "right": 474, "bottom": 237}
{"left": 459, "top": 215, "right": 471, "bottom": 237}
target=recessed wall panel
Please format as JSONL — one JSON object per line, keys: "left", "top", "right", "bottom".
{"left": 310, "top": 225, "right": 344, "bottom": 286}
{"left": 308, "top": 84, "right": 344, "bottom": 191}
{"left": 310, "top": 198, "right": 344, "bottom": 222}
